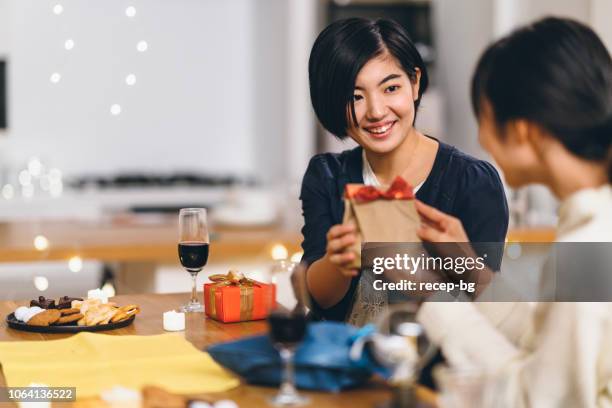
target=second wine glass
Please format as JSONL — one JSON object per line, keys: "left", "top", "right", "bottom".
{"left": 178, "top": 208, "right": 209, "bottom": 313}
{"left": 267, "top": 262, "right": 310, "bottom": 407}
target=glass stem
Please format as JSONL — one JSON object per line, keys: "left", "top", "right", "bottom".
{"left": 279, "top": 348, "right": 298, "bottom": 397}
{"left": 191, "top": 273, "right": 198, "bottom": 304}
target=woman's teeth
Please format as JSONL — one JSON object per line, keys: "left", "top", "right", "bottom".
{"left": 366, "top": 122, "right": 394, "bottom": 134}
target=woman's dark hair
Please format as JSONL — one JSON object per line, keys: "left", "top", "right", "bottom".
{"left": 471, "top": 17, "right": 612, "bottom": 181}
{"left": 309, "top": 18, "right": 428, "bottom": 139}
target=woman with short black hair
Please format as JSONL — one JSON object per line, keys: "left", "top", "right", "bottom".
{"left": 301, "top": 18, "right": 509, "bottom": 325}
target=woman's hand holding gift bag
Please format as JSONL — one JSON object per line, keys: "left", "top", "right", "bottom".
{"left": 325, "top": 223, "right": 360, "bottom": 278}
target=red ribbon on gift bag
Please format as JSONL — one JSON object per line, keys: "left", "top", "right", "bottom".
{"left": 345, "top": 176, "right": 415, "bottom": 202}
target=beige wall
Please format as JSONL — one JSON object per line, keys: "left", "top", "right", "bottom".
{"left": 591, "top": 0, "right": 612, "bottom": 53}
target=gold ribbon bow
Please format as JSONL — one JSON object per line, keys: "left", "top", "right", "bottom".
{"left": 208, "top": 270, "right": 260, "bottom": 287}
{"left": 207, "top": 270, "right": 261, "bottom": 321}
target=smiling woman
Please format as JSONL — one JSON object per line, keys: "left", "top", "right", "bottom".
{"left": 300, "top": 18, "right": 509, "bottom": 326}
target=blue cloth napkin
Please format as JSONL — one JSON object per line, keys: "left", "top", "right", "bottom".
{"left": 207, "top": 321, "right": 389, "bottom": 392}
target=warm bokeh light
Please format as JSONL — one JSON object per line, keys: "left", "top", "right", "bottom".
{"left": 33, "top": 276, "right": 49, "bottom": 291}
{"left": 28, "top": 157, "right": 43, "bottom": 177}
{"left": 18, "top": 170, "right": 32, "bottom": 186}
{"left": 68, "top": 256, "right": 83, "bottom": 273}
{"left": 136, "top": 40, "right": 148, "bottom": 52}
{"left": 50, "top": 72, "right": 61, "bottom": 84}
{"left": 33, "top": 235, "right": 50, "bottom": 251}
{"left": 64, "top": 39, "right": 75, "bottom": 50}
{"left": 271, "top": 244, "right": 288, "bottom": 260}
{"left": 125, "top": 74, "right": 136, "bottom": 86}
{"left": 1, "top": 184, "right": 14, "bottom": 200}
{"left": 110, "top": 104, "right": 122, "bottom": 116}
{"left": 290, "top": 251, "right": 303, "bottom": 263}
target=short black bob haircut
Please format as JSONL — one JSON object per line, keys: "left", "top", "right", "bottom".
{"left": 471, "top": 17, "right": 612, "bottom": 181}
{"left": 309, "top": 18, "right": 429, "bottom": 139}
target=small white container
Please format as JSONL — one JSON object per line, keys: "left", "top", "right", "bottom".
{"left": 163, "top": 310, "right": 185, "bottom": 332}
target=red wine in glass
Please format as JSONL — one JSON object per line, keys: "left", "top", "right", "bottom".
{"left": 268, "top": 312, "right": 307, "bottom": 348}
{"left": 267, "top": 311, "right": 309, "bottom": 406}
{"left": 178, "top": 208, "right": 209, "bottom": 313}
{"left": 178, "top": 242, "right": 209, "bottom": 272}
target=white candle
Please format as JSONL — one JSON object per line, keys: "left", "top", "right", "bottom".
{"left": 163, "top": 310, "right": 185, "bottom": 332}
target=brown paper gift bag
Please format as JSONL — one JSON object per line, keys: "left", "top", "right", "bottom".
{"left": 342, "top": 176, "right": 421, "bottom": 269}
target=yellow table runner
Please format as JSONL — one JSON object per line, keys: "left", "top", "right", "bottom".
{"left": 0, "top": 332, "right": 239, "bottom": 398}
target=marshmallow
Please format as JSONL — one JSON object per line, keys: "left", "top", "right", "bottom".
{"left": 14, "top": 306, "right": 29, "bottom": 321}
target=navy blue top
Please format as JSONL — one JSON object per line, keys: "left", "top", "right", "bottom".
{"left": 299, "top": 141, "right": 509, "bottom": 321}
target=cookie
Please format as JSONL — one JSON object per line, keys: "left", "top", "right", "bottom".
{"left": 55, "top": 313, "right": 84, "bottom": 325}
{"left": 111, "top": 305, "right": 140, "bottom": 323}
{"left": 80, "top": 304, "right": 117, "bottom": 326}
{"left": 27, "top": 309, "right": 62, "bottom": 326}
{"left": 60, "top": 308, "right": 81, "bottom": 316}
{"left": 20, "top": 307, "right": 44, "bottom": 323}
{"left": 110, "top": 311, "right": 130, "bottom": 323}
{"left": 76, "top": 298, "right": 102, "bottom": 315}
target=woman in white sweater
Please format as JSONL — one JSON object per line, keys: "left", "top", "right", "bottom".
{"left": 414, "top": 17, "right": 612, "bottom": 407}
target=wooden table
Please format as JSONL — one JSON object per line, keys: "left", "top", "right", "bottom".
{"left": 0, "top": 293, "right": 437, "bottom": 408}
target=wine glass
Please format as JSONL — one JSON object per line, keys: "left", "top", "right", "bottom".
{"left": 372, "top": 304, "right": 437, "bottom": 407}
{"left": 267, "top": 263, "right": 310, "bottom": 406}
{"left": 178, "top": 208, "right": 209, "bottom": 313}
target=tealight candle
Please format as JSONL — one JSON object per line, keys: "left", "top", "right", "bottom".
{"left": 163, "top": 310, "right": 185, "bottom": 332}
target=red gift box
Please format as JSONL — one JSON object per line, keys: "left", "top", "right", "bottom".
{"left": 204, "top": 271, "right": 276, "bottom": 323}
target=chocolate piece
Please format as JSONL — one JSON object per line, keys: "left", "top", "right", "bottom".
{"left": 30, "top": 296, "right": 56, "bottom": 309}
{"left": 57, "top": 296, "right": 83, "bottom": 309}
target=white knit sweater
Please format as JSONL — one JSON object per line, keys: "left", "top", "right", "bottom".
{"left": 417, "top": 184, "right": 612, "bottom": 407}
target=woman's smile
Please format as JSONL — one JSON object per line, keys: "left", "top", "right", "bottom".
{"left": 362, "top": 120, "right": 397, "bottom": 139}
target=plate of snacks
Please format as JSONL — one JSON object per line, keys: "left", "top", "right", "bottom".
{"left": 6, "top": 294, "right": 140, "bottom": 333}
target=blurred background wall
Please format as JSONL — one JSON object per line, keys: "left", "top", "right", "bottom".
{"left": 1, "top": 0, "right": 610, "bottom": 187}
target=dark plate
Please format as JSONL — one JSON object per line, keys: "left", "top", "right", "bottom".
{"left": 6, "top": 312, "right": 135, "bottom": 333}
